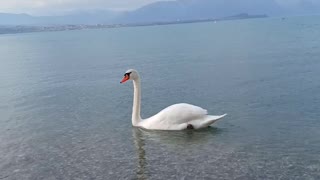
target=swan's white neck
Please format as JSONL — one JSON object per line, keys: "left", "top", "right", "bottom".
{"left": 132, "top": 77, "right": 141, "bottom": 126}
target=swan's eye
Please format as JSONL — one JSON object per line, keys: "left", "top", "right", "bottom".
{"left": 124, "top": 72, "right": 132, "bottom": 77}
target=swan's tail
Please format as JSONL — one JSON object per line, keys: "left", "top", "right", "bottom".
{"left": 201, "top": 114, "right": 227, "bottom": 128}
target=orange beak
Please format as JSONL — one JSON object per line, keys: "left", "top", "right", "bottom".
{"left": 120, "top": 75, "right": 129, "bottom": 83}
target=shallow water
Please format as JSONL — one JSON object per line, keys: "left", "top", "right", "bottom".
{"left": 0, "top": 16, "right": 320, "bottom": 179}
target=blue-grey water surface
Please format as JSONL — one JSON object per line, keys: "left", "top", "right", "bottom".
{"left": 0, "top": 16, "right": 320, "bottom": 179}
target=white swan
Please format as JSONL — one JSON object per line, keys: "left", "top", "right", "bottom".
{"left": 120, "top": 69, "right": 227, "bottom": 130}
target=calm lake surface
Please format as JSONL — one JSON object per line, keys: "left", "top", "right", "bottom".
{"left": 0, "top": 16, "right": 320, "bottom": 179}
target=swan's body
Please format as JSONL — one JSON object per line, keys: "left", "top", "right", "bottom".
{"left": 120, "top": 69, "right": 226, "bottom": 130}
{"left": 138, "top": 103, "right": 226, "bottom": 130}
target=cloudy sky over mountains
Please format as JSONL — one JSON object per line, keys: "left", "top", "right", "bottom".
{"left": 0, "top": 0, "right": 168, "bottom": 15}
{"left": 0, "top": 0, "right": 319, "bottom": 15}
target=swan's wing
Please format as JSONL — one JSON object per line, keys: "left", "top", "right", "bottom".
{"left": 190, "top": 114, "right": 227, "bottom": 129}
{"left": 153, "top": 103, "right": 208, "bottom": 124}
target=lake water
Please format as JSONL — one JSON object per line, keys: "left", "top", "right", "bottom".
{"left": 0, "top": 16, "right": 320, "bottom": 179}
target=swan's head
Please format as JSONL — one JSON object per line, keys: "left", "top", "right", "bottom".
{"left": 120, "top": 69, "right": 139, "bottom": 83}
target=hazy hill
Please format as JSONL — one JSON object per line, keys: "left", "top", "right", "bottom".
{"left": 116, "top": 0, "right": 283, "bottom": 23}
{"left": 0, "top": 13, "right": 37, "bottom": 25}
{"left": 0, "top": 11, "right": 118, "bottom": 25}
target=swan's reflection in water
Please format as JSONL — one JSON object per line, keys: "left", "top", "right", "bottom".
{"left": 131, "top": 127, "right": 223, "bottom": 179}
{"left": 132, "top": 128, "right": 148, "bottom": 180}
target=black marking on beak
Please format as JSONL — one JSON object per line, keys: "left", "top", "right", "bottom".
{"left": 124, "top": 72, "right": 132, "bottom": 77}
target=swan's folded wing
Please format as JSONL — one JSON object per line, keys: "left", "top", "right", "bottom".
{"left": 155, "top": 103, "right": 208, "bottom": 124}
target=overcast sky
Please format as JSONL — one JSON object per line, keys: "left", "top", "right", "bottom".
{"left": 0, "top": 0, "right": 170, "bottom": 15}
{"left": 0, "top": 0, "right": 319, "bottom": 15}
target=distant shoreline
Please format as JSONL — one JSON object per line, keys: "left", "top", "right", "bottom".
{"left": 0, "top": 13, "right": 267, "bottom": 35}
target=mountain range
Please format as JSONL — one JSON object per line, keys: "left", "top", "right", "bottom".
{"left": 0, "top": 0, "right": 319, "bottom": 25}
